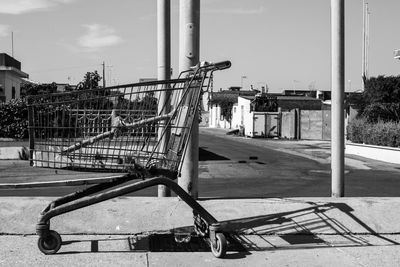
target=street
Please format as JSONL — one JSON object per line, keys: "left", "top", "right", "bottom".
{"left": 1, "top": 128, "right": 400, "bottom": 198}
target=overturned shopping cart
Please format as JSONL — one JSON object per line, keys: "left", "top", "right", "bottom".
{"left": 27, "top": 61, "right": 231, "bottom": 258}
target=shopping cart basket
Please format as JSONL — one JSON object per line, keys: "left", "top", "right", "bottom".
{"left": 27, "top": 60, "right": 231, "bottom": 258}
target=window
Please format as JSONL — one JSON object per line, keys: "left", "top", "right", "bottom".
{"left": 12, "top": 86, "right": 16, "bottom": 99}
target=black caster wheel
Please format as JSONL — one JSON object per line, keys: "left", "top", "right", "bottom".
{"left": 38, "top": 230, "right": 62, "bottom": 255}
{"left": 211, "top": 233, "right": 227, "bottom": 258}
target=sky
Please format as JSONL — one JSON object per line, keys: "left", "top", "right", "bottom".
{"left": 1, "top": 0, "right": 400, "bottom": 93}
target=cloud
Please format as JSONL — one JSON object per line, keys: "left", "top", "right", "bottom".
{"left": 204, "top": 6, "right": 265, "bottom": 15}
{"left": 77, "top": 24, "right": 123, "bottom": 52}
{"left": 0, "top": 25, "right": 10, "bottom": 37}
{"left": 0, "top": 0, "right": 75, "bottom": 15}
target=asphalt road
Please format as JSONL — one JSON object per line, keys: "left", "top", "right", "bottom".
{"left": 198, "top": 130, "right": 400, "bottom": 197}
{"left": 1, "top": 129, "right": 400, "bottom": 197}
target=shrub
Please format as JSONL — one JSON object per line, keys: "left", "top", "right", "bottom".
{"left": 347, "top": 118, "right": 400, "bottom": 147}
{"left": 347, "top": 118, "right": 366, "bottom": 144}
{"left": 0, "top": 99, "right": 29, "bottom": 139}
{"left": 362, "top": 103, "right": 400, "bottom": 123}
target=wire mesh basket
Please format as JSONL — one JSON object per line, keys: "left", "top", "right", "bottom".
{"left": 27, "top": 62, "right": 231, "bottom": 176}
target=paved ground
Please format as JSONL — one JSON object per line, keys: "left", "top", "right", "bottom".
{"left": 1, "top": 128, "right": 400, "bottom": 266}
{"left": 0, "top": 197, "right": 400, "bottom": 266}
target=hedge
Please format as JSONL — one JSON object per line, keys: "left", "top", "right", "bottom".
{"left": 361, "top": 103, "right": 400, "bottom": 123}
{"left": 347, "top": 118, "right": 400, "bottom": 148}
{"left": 0, "top": 99, "right": 29, "bottom": 139}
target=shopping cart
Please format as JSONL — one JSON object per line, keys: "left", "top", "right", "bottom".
{"left": 27, "top": 61, "right": 231, "bottom": 258}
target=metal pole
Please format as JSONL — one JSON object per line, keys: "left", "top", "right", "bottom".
{"left": 157, "top": 0, "right": 172, "bottom": 197}
{"left": 365, "top": 3, "right": 371, "bottom": 79}
{"left": 102, "top": 61, "right": 106, "bottom": 88}
{"left": 11, "top": 32, "right": 14, "bottom": 57}
{"left": 362, "top": 0, "right": 366, "bottom": 87}
{"left": 331, "top": 0, "right": 345, "bottom": 197}
{"left": 179, "top": 0, "right": 200, "bottom": 198}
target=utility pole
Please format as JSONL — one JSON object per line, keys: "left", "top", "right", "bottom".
{"left": 11, "top": 32, "right": 14, "bottom": 57}
{"left": 366, "top": 5, "right": 370, "bottom": 79}
{"left": 179, "top": 0, "right": 200, "bottom": 198}
{"left": 102, "top": 61, "right": 106, "bottom": 88}
{"left": 157, "top": 0, "right": 171, "bottom": 197}
{"left": 362, "top": 1, "right": 370, "bottom": 89}
{"left": 331, "top": 0, "right": 345, "bottom": 197}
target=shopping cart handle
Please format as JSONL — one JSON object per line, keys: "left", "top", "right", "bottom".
{"left": 210, "top": 60, "right": 231, "bottom": 70}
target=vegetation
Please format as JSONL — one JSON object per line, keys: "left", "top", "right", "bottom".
{"left": 1, "top": 70, "right": 103, "bottom": 139}
{"left": 76, "top": 71, "right": 102, "bottom": 90}
{"left": 20, "top": 82, "right": 59, "bottom": 97}
{"left": 347, "top": 118, "right": 400, "bottom": 147}
{"left": 350, "top": 75, "right": 400, "bottom": 122}
{"left": 209, "top": 98, "right": 234, "bottom": 122}
{"left": 347, "top": 75, "right": 400, "bottom": 147}
{"left": 0, "top": 99, "right": 29, "bottom": 139}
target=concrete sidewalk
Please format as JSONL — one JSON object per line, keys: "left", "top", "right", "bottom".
{"left": 1, "top": 197, "right": 399, "bottom": 266}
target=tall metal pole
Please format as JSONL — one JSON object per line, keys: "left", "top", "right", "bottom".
{"left": 179, "top": 0, "right": 200, "bottom": 198}
{"left": 366, "top": 5, "right": 370, "bottom": 79}
{"left": 11, "top": 32, "right": 14, "bottom": 57}
{"left": 102, "top": 61, "right": 106, "bottom": 88}
{"left": 362, "top": 0, "right": 366, "bottom": 88}
{"left": 331, "top": 0, "right": 345, "bottom": 197}
{"left": 157, "top": 0, "right": 172, "bottom": 197}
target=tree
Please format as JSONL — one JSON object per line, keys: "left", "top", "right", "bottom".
{"left": 363, "top": 75, "right": 400, "bottom": 105}
{"left": 20, "top": 82, "right": 57, "bottom": 97}
{"left": 77, "top": 70, "right": 102, "bottom": 90}
{"left": 355, "top": 75, "right": 400, "bottom": 122}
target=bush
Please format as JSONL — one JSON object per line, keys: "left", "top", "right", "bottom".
{"left": 362, "top": 103, "right": 400, "bottom": 123}
{"left": 347, "top": 118, "right": 400, "bottom": 147}
{"left": 0, "top": 99, "right": 29, "bottom": 139}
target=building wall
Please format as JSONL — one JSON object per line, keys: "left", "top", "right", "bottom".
{"left": 278, "top": 99, "right": 322, "bottom": 111}
{"left": 1, "top": 71, "right": 22, "bottom": 101}
{"left": 231, "top": 103, "right": 240, "bottom": 129}
{"left": 237, "top": 97, "right": 251, "bottom": 128}
{"left": 300, "top": 110, "right": 324, "bottom": 140}
{"left": 209, "top": 104, "right": 231, "bottom": 129}
{"left": 0, "top": 72, "right": 5, "bottom": 102}
{"left": 281, "top": 110, "right": 297, "bottom": 139}
{"left": 300, "top": 110, "right": 333, "bottom": 140}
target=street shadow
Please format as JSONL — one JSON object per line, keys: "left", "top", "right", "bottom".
{"left": 199, "top": 147, "right": 230, "bottom": 161}
{"left": 56, "top": 202, "right": 398, "bottom": 258}
{"left": 215, "top": 202, "right": 399, "bottom": 253}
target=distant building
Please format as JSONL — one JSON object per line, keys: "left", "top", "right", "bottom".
{"left": 0, "top": 53, "right": 29, "bottom": 102}
{"left": 209, "top": 88, "right": 257, "bottom": 128}
{"left": 55, "top": 83, "right": 76, "bottom": 92}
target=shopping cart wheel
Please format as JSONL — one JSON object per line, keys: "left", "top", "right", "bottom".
{"left": 211, "top": 233, "right": 227, "bottom": 258}
{"left": 37, "top": 230, "right": 62, "bottom": 254}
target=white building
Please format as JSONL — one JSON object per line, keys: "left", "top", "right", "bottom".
{"left": 0, "top": 53, "right": 29, "bottom": 102}
{"left": 209, "top": 89, "right": 257, "bottom": 129}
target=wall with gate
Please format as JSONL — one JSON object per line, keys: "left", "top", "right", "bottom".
{"left": 280, "top": 110, "right": 331, "bottom": 140}
{"left": 281, "top": 110, "right": 297, "bottom": 139}
{"left": 300, "top": 110, "right": 331, "bottom": 140}
{"left": 244, "top": 112, "right": 280, "bottom": 138}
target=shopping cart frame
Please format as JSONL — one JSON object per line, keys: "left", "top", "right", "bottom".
{"left": 30, "top": 61, "right": 231, "bottom": 258}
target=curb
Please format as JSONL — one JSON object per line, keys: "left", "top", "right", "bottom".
{"left": 0, "top": 147, "right": 28, "bottom": 160}
{"left": 1, "top": 197, "right": 400, "bottom": 235}
{"left": 346, "top": 142, "right": 400, "bottom": 165}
